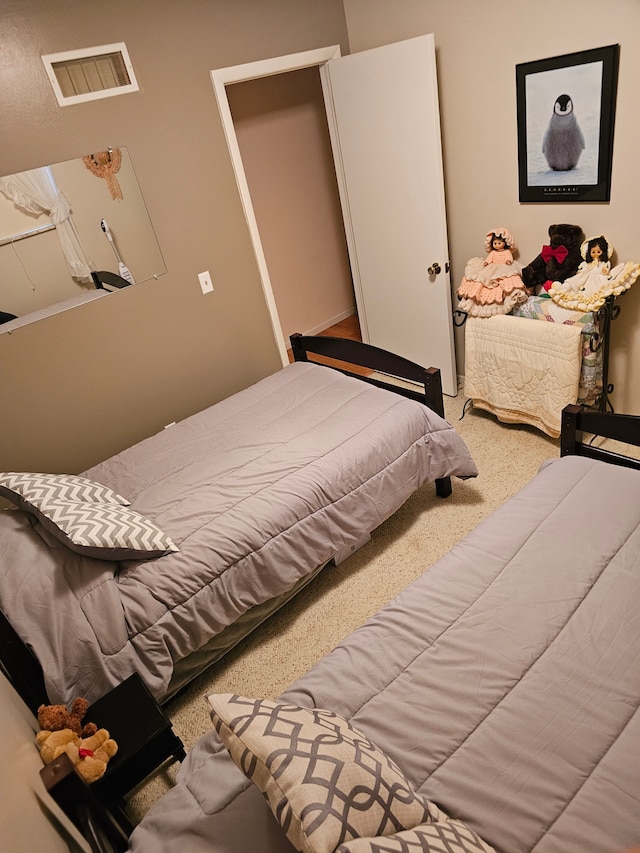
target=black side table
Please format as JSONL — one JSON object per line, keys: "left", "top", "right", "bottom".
{"left": 85, "top": 673, "right": 185, "bottom": 833}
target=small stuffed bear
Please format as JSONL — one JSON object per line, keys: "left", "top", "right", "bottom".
{"left": 36, "top": 726, "right": 118, "bottom": 784}
{"left": 521, "top": 224, "right": 584, "bottom": 295}
{"left": 72, "top": 728, "right": 119, "bottom": 784}
{"left": 37, "top": 697, "right": 97, "bottom": 738}
{"left": 36, "top": 728, "right": 80, "bottom": 765}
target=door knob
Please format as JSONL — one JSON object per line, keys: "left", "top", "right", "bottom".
{"left": 427, "top": 262, "right": 441, "bottom": 276}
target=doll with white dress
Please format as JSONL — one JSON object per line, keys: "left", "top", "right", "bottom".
{"left": 457, "top": 228, "right": 528, "bottom": 317}
{"left": 549, "top": 235, "right": 640, "bottom": 313}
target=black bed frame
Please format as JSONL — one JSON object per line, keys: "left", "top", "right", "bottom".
{"left": 290, "top": 333, "right": 446, "bottom": 416}
{"left": 561, "top": 404, "right": 640, "bottom": 471}
{"left": 1, "top": 334, "right": 452, "bottom": 714}
{"left": 290, "top": 333, "right": 452, "bottom": 498}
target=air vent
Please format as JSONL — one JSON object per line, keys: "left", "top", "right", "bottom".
{"left": 42, "top": 43, "right": 139, "bottom": 106}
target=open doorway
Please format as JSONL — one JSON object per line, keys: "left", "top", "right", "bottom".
{"left": 224, "top": 62, "right": 359, "bottom": 354}
{"left": 212, "top": 39, "right": 458, "bottom": 395}
{"left": 211, "top": 45, "right": 363, "bottom": 366}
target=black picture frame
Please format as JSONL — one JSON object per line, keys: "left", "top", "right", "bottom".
{"left": 516, "top": 44, "right": 619, "bottom": 203}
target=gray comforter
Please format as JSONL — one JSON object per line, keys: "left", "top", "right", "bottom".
{"left": 129, "top": 454, "right": 640, "bottom": 853}
{"left": 0, "top": 362, "right": 476, "bottom": 705}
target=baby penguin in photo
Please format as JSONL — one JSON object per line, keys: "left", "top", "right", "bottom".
{"left": 542, "top": 94, "right": 585, "bottom": 171}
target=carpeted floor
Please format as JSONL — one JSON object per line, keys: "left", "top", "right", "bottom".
{"left": 126, "top": 388, "right": 559, "bottom": 823}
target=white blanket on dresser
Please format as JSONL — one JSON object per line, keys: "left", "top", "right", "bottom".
{"left": 463, "top": 314, "right": 582, "bottom": 437}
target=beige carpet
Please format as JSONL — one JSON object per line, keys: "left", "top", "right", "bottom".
{"left": 126, "top": 388, "right": 560, "bottom": 823}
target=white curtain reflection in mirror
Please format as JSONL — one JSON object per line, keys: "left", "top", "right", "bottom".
{"left": 0, "top": 147, "right": 165, "bottom": 331}
{"left": 0, "top": 166, "right": 94, "bottom": 281}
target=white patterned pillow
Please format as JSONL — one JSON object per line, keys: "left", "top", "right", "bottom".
{"left": 0, "top": 472, "right": 131, "bottom": 508}
{"left": 207, "top": 694, "right": 431, "bottom": 853}
{"left": 28, "top": 500, "right": 179, "bottom": 560}
{"left": 335, "top": 816, "right": 496, "bottom": 852}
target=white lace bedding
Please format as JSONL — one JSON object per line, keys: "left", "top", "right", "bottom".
{"left": 464, "top": 314, "right": 583, "bottom": 436}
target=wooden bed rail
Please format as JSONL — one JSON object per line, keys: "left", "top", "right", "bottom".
{"left": 290, "top": 333, "right": 445, "bottom": 418}
{"left": 561, "top": 404, "right": 640, "bottom": 470}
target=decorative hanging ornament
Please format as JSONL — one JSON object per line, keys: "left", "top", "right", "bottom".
{"left": 82, "top": 147, "right": 123, "bottom": 200}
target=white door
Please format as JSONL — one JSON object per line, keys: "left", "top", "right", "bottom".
{"left": 323, "top": 34, "right": 457, "bottom": 395}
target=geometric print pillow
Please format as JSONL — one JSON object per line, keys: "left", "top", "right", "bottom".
{"left": 0, "top": 472, "right": 178, "bottom": 561}
{"left": 31, "top": 500, "right": 180, "bottom": 560}
{"left": 207, "top": 694, "right": 431, "bottom": 853}
{"left": 335, "top": 808, "right": 496, "bottom": 852}
{"left": 0, "top": 472, "right": 131, "bottom": 508}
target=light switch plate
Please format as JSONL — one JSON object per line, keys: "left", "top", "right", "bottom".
{"left": 198, "top": 271, "right": 214, "bottom": 294}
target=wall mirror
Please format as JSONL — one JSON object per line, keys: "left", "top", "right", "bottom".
{"left": 0, "top": 146, "right": 166, "bottom": 332}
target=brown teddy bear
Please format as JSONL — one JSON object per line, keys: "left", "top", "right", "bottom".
{"left": 37, "top": 697, "right": 97, "bottom": 738}
{"left": 521, "top": 224, "right": 584, "bottom": 295}
{"left": 36, "top": 726, "right": 118, "bottom": 784}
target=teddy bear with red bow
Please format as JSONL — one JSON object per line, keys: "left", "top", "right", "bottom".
{"left": 521, "top": 224, "right": 584, "bottom": 295}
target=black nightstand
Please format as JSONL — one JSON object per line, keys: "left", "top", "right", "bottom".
{"left": 86, "top": 673, "right": 185, "bottom": 831}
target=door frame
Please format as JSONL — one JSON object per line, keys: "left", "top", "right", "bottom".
{"left": 211, "top": 45, "right": 364, "bottom": 366}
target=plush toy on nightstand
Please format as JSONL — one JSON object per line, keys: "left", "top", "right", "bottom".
{"left": 521, "top": 224, "right": 584, "bottom": 295}
{"left": 37, "top": 697, "right": 97, "bottom": 738}
{"left": 73, "top": 728, "right": 119, "bottom": 784}
{"left": 36, "top": 726, "right": 118, "bottom": 784}
{"left": 37, "top": 695, "right": 118, "bottom": 783}
{"left": 36, "top": 727, "right": 81, "bottom": 765}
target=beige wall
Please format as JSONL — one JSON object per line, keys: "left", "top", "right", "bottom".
{"left": 0, "top": 0, "right": 349, "bottom": 473}
{"left": 3, "top": 0, "right": 639, "bottom": 479}
{"left": 344, "top": 0, "right": 640, "bottom": 413}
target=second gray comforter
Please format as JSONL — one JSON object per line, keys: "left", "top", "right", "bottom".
{"left": 129, "top": 453, "right": 640, "bottom": 853}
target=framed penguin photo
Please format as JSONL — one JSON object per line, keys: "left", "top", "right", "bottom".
{"left": 516, "top": 44, "right": 620, "bottom": 202}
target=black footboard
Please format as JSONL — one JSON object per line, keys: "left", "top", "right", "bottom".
{"left": 290, "top": 333, "right": 451, "bottom": 497}
{"left": 561, "top": 404, "right": 640, "bottom": 470}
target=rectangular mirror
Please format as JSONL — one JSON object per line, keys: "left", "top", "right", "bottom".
{"left": 0, "top": 146, "right": 166, "bottom": 332}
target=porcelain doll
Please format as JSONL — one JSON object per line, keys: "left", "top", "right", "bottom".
{"left": 549, "top": 235, "right": 640, "bottom": 313}
{"left": 457, "top": 228, "right": 528, "bottom": 317}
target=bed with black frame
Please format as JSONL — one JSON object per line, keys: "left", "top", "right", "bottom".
{"left": 127, "top": 402, "right": 640, "bottom": 853}
{"left": 0, "top": 334, "right": 477, "bottom": 710}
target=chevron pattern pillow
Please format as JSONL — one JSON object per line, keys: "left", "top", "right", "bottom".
{"left": 0, "top": 472, "right": 178, "bottom": 560}
{"left": 208, "top": 694, "right": 431, "bottom": 853}
{"left": 0, "top": 472, "right": 131, "bottom": 508}
{"left": 33, "top": 500, "right": 179, "bottom": 559}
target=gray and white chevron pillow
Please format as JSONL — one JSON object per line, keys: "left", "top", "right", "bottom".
{"left": 208, "top": 694, "right": 432, "bottom": 853}
{"left": 0, "top": 472, "right": 178, "bottom": 560}
{"left": 0, "top": 472, "right": 131, "bottom": 508}
{"left": 33, "top": 500, "right": 179, "bottom": 560}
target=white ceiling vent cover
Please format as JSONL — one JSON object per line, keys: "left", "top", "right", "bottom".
{"left": 42, "top": 42, "right": 139, "bottom": 106}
